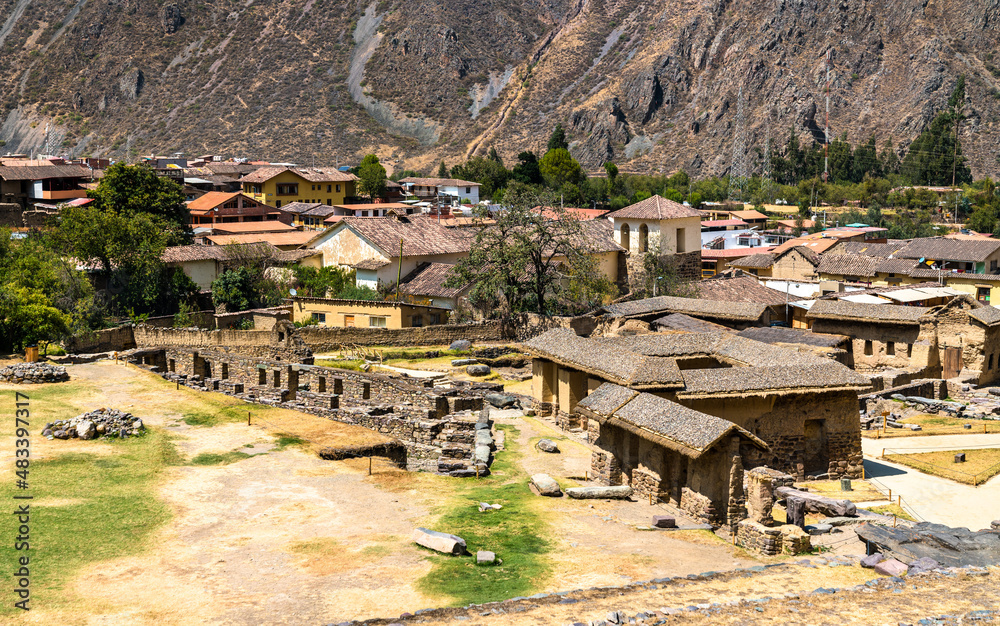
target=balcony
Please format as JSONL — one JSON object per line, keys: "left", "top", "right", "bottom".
{"left": 34, "top": 189, "right": 88, "bottom": 200}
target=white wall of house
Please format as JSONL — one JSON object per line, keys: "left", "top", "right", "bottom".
{"left": 441, "top": 184, "right": 480, "bottom": 204}
{"left": 309, "top": 225, "right": 387, "bottom": 268}
{"left": 373, "top": 253, "right": 466, "bottom": 288}
{"left": 173, "top": 259, "right": 220, "bottom": 291}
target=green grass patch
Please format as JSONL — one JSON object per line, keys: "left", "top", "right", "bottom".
{"left": 0, "top": 401, "right": 178, "bottom": 616}
{"left": 189, "top": 450, "right": 253, "bottom": 465}
{"left": 415, "top": 424, "right": 552, "bottom": 606}
{"left": 867, "top": 504, "right": 916, "bottom": 521}
{"left": 314, "top": 358, "right": 365, "bottom": 371}
{"left": 181, "top": 404, "right": 252, "bottom": 427}
{"left": 274, "top": 433, "right": 308, "bottom": 450}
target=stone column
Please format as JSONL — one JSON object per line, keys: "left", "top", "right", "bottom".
{"left": 531, "top": 359, "right": 556, "bottom": 403}
{"left": 557, "top": 367, "right": 588, "bottom": 428}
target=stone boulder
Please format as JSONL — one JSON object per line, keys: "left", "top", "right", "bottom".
{"left": 873, "top": 558, "right": 909, "bottom": 577}
{"left": 908, "top": 557, "right": 940, "bottom": 574}
{"left": 485, "top": 393, "right": 520, "bottom": 409}
{"left": 76, "top": 420, "right": 96, "bottom": 440}
{"left": 466, "top": 364, "right": 491, "bottom": 376}
{"left": 476, "top": 550, "right": 496, "bottom": 565}
{"left": 450, "top": 339, "right": 472, "bottom": 351}
{"left": 856, "top": 521, "right": 1000, "bottom": 567}
{"left": 565, "top": 486, "right": 633, "bottom": 500}
{"left": 776, "top": 487, "right": 857, "bottom": 518}
{"left": 535, "top": 439, "right": 560, "bottom": 453}
{"left": 652, "top": 515, "right": 676, "bottom": 529}
{"left": 860, "top": 552, "right": 886, "bottom": 568}
{"left": 530, "top": 473, "right": 562, "bottom": 497}
{"left": 412, "top": 528, "right": 467, "bottom": 555}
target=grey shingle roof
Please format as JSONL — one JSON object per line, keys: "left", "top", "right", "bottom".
{"left": 522, "top": 329, "right": 684, "bottom": 387}
{"left": 696, "top": 274, "right": 788, "bottom": 305}
{"left": 653, "top": 313, "right": 733, "bottom": 333}
{"left": 876, "top": 258, "right": 921, "bottom": 274}
{"left": 835, "top": 241, "right": 909, "bottom": 257}
{"left": 737, "top": 326, "right": 849, "bottom": 348}
{"left": 398, "top": 263, "right": 469, "bottom": 299}
{"left": 679, "top": 364, "right": 871, "bottom": 396}
{"left": 897, "top": 237, "right": 1000, "bottom": 263}
{"left": 729, "top": 253, "right": 776, "bottom": 269}
{"left": 807, "top": 299, "right": 930, "bottom": 324}
{"left": 577, "top": 383, "right": 767, "bottom": 456}
{"left": 816, "top": 254, "right": 880, "bottom": 278}
{"left": 611, "top": 195, "right": 701, "bottom": 220}
{"left": 602, "top": 296, "right": 769, "bottom": 322}
{"left": 968, "top": 306, "right": 1000, "bottom": 326}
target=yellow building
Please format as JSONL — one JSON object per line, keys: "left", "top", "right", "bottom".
{"left": 290, "top": 296, "right": 450, "bottom": 328}
{"left": 240, "top": 167, "right": 358, "bottom": 209}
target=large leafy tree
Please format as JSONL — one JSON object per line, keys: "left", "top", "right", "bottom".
{"left": 88, "top": 162, "right": 190, "bottom": 241}
{"left": 357, "top": 153, "right": 388, "bottom": 200}
{"left": 511, "top": 151, "right": 543, "bottom": 186}
{"left": 547, "top": 124, "right": 569, "bottom": 152}
{"left": 447, "top": 183, "right": 617, "bottom": 318}
{"left": 450, "top": 156, "right": 511, "bottom": 200}
{"left": 210, "top": 243, "right": 285, "bottom": 312}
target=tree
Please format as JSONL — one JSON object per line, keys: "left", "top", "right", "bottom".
{"left": 88, "top": 162, "right": 190, "bottom": 242}
{"left": 357, "top": 154, "right": 388, "bottom": 200}
{"left": 538, "top": 148, "right": 582, "bottom": 189}
{"left": 487, "top": 147, "right": 504, "bottom": 165}
{"left": 446, "top": 183, "right": 617, "bottom": 317}
{"left": 900, "top": 77, "right": 971, "bottom": 186}
{"left": 437, "top": 161, "right": 448, "bottom": 178}
{"left": 639, "top": 242, "right": 700, "bottom": 299}
{"left": 450, "top": 156, "right": 511, "bottom": 200}
{"left": 511, "top": 151, "right": 543, "bottom": 186}
{"left": 852, "top": 135, "right": 881, "bottom": 181}
{"left": 292, "top": 265, "right": 356, "bottom": 298}
{"left": 603, "top": 161, "right": 618, "bottom": 197}
{"left": 547, "top": 123, "right": 569, "bottom": 152}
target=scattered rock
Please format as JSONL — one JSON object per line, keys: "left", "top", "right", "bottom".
{"left": 449, "top": 340, "right": 472, "bottom": 351}
{"left": 451, "top": 358, "right": 477, "bottom": 366}
{"left": 466, "top": 364, "right": 491, "bottom": 376}
{"left": 535, "top": 438, "right": 560, "bottom": 453}
{"left": 160, "top": 2, "right": 184, "bottom": 33}
{"left": 776, "top": 487, "right": 857, "bottom": 518}
{"left": 860, "top": 553, "right": 887, "bottom": 568}
{"left": 908, "top": 556, "right": 940, "bottom": 574}
{"left": 857, "top": 521, "right": 1000, "bottom": 567}
{"left": 0, "top": 363, "right": 70, "bottom": 384}
{"left": 652, "top": 515, "right": 676, "bottom": 529}
{"left": 530, "top": 473, "right": 562, "bottom": 497}
{"left": 805, "top": 523, "right": 833, "bottom": 535}
{"left": 45, "top": 408, "right": 145, "bottom": 441}
{"left": 412, "top": 527, "right": 467, "bottom": 555}
{"left": 565, "top": 486, "right": 633, "bottom": 500}
{"left": 478, "top": 502, "right": 502, "bottom": 512}
{"left": 476, "top": 550, "right": 496, "bottom": 565}
{"left": 873, "top": 558, "right": 909, "bottom": 577}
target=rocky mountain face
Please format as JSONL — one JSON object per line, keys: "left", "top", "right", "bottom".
{"left": 2, "top": 0, "right": 999, "bottom": 179}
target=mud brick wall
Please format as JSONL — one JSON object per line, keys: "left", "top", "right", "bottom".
{"left": 65, "top": 325, "right": 137, "bottom": 353}
{"left": 680, "top": 487, "right": 716, "bottom": 526}
{"left": 135, "top": 325, "right": 312, "bottom": 362}
{"left": 672, "top": 250, "right": 702, "bottom": 281}
{"left": 297, "top": 321, "right": 504, "bottom": 350}
{"left": 745, "top": 467, "right": 795, "bottom": 526}
{"left": 631, "top": 467, "right": 660, "bottom": 500}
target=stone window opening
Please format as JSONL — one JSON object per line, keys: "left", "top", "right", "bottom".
{"left": 277, "top": 332, "right": 285, "bottom": 341}
{"left": 990, "top": 354, "right": 995, "bottom": 370}
{"left": 334, "top": 378, "right": 343, "bottom": 394}
{"left": 362, "top": 381, "right": 371, "bottom": 400}
{"left": 886, "top": 342, "right": 895, "bottom": 356}
{"left": 638, "top": 224, "right": 649, "bottom": 253}
{"left": 273, "top": 370, "right": 281, "bottom": 388}
{"left": 676, "top": 227, "right": 687, "bottom": 253}
{"left": 221, "top": 363, "right": 229, "bottom": 380}
{"left": 318, "top": 376, "right": 326, "bottom": 392}
{"left": 907, "top": 344, "right": 913, "bottom": 358}
{"left": 168, "top": 359, "right": 176, "bottom": 373}
{"left": 864, "top": 340, "right": 873, "bottom": 356}
{"left": 258, "top": 369, "right": 267, "bottom": 385}
{"left": 620, "top": 224, "right": 631, "bottom": 250}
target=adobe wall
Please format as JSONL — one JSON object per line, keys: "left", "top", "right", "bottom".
{"left": 810, "top": 318, "right": 933, "bottom": 374}
{"left": 135, "top": 324, "right": 312, "bottom": 362}
{"left": 858, "top": 379, "right": 948, "bottom": 411}
{"left": 64, "top": 325, "right": 137, "bottom": 353}
{"left": 679, "top": 389, "right": 864, "bottom": 479}
{"left": 297, "top": 321, "right": 504, "bottom": 349}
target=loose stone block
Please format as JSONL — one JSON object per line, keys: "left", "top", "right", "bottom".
{"left": 413, "top": 528, "right": 467, "bottom": 555}
{"left": 873, "top": 558, "right": 909, "bottom": 577}
{"left": 652, "top": 515, "right": 676, "bottom": 529}
{"left": 564, "top": 486, "right": 632, "bottom": 500}
{"left": 476, "top": 550, "right": 496, "bottom": 565}
{"left": 530, "top": 473, "right": 562, "bottom": 497}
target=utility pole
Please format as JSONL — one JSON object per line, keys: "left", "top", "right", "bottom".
{"left": 823, "top": 49, "right": 832, "bottom": 183}
{"left": 952, "top": 112, "right": 960, "bottom": 224}
{"left": 762, "top": 120, "right": 773, "bottom": 204}
{"left": 729, "top": 84, "right": 748, "bottom": 203}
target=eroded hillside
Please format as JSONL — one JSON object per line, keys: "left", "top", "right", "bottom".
{"left": 1, "top": 0, "right": 999, "bottom": 178}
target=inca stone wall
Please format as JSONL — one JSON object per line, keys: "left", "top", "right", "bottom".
{"left": 736, "top": 520, "right": 811, "bottom": 556}
{"left": 297, "top": 321, "right": 504, "bottom": 351}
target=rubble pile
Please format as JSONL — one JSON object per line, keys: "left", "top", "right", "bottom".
{"left": 0, "top": 363, "right": 69, "bottom": 384}
{"left": 42, "top": 408, "right": 145, "bottom": 440}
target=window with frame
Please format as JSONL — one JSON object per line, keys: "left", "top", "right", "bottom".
{"left": 327, "top": 185, "right": 332, "bottom": 192}
{"left": 369, "top": 316, "right": 387, "bottom": 328}
{"left": 276, "top": 183, "right": 298, "bottom": 195}
{"left": 336, "top": 184, "right": 341, "bottom": 192}
{"left": 411, "top": 315, "right": 424, "bottom": 328}
{"left": 466, "top": 187, "right": 471, "bottom": 194}
{"left": 312, "top": 313, "right": 326, "bottom": 323}
{"left": 864, "top": 340, "right": 873, "bottom": 356}
{"left": 886, "top": 342, "right": 895, "bottom": 356}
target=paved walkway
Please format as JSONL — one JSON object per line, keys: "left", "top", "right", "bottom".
{"left": 861, "top": 433, "right": 1000, "bottom": 530}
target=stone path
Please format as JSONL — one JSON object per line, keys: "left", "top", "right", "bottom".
{"left": 861, "top": 433, "right": 1000, "bottom": 530}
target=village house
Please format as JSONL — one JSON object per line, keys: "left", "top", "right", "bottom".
{"left": 806, "top": 295, "right": 1000, "bottom": 386}
{"left": 701, "top": 248, "right": 775, "bottom": 278}
{"left": 399, "top": 177, "right": 481, "bottom": 204}
{"left": 186, "top": 191, "right": 290, "bottom": 226}
{"left": 290, "top": 296, "right": 450, "bottom": 328}
{"left": 395, "top": 263, "right": 471, "bottom": 310}
{"left": 524, "top": 329, "right": 869, "bottom": 491}
{"left": 0, "top": 159, "right": 92, "bottom": 209}
{"left": 576, "top": 382, "right": 767, "bottom": 527}
{"left": 611, "top": 195, "right": 703, "bottom": 284}
{"left": 240, "top": 167, "right": 358, "bottom": 208}
{"left": 205, "top": 231, "right": 317, "bottom": 250}
{"left": 727, "top": 245, "right": 823, "bottom": 281}
{"left": 162, "top": 244, "right": 321, "bottom": 291}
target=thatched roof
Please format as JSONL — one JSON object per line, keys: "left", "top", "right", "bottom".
{"left": 522, "top": 329, "right": 684, "bottom": 388}
{"left": 653, "top": 313, "right": 733, "bottom": 333}
{"left": 807, "top": 299, "right": 930, "bottom": 325}
{"left": 737, "top": 326, "right": 850, "bottom": 349}
{"left": 577, "top": 383, "right": 767, "bottom": 457}
{"left": 729, "top": 253, "right": 776, "bottom": 269}
{"left": 602, "top": 296, "right": 769, "bottom": 322}
{"left": 968, "top": 305, "right": 1000, "bottom": 326}
{"left": 678, "top": 364, "right": 870, "bottom": 398}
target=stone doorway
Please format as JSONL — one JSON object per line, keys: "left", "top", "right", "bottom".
{"left": 943, "top": 346, "right": 963, "bottom": 379}
{"left": 803, "top": 419, "right": 828, "bottom": 474}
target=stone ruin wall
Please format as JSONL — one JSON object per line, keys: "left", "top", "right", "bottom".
{"left": 297, "top": 321, "right": 505, "bottom": 351}
{"left": 139, "top": 346, "right": 485, "bottom": 472}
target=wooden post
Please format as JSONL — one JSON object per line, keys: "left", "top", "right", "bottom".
{"left": 176, "top": 380, "right": 179, "bottom": 390}
{"left": 897, "top": 495, "right": 901, "bottom": 506}
{"left": 369, "top": 457, "right": 372, "bottom": 476}
{"left": 248, "top": 411, "right": 251, "bottom": 426}
{"left": 888, "top": 488, "right": 891, "bottom": 501}
{"left": 893, "top": 515, "right": 897, "bottom": 528}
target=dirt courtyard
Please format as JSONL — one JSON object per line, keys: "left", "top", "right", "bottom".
{"left": 10, "top": 362, "right": 764, "bottom": 625}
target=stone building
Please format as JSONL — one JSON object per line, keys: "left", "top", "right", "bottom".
{"left": 610, "top": 195, "right": 702, "bottom": 284}
{"left": 602, "top": 295, "right": 784, "bottom": 330}
{"left": 524, "top": 329, "right": 870, "bottom": 480}
{"left": 576, "top": 383, "right": 767, "bottom": 527}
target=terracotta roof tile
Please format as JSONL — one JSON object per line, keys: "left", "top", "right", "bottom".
{"left": 399, "top": 263, "right": 469, "bottom": 298}
{"left": 611, "top": 195, "right": 701, "bottom": 220}
{"left": 728, "top": 253, "right": 776, "bottom": 269}
{"left": 896, "top": 237, "right": 1000, "bottom": 263}
{"left": 239, "top": 166, "right": 357, "bottom": 184}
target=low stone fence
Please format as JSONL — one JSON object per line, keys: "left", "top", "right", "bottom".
{"left": 298, "top": 321, "right": 505, "bottom": 350}
{"left": 317, "top": 441, "right": 407, "bottom": 467}
{"left": 64, "top": 326, "right": 138, "bottom": 354}
{"left": 736, "top": 520, "right": 810, "bottom": 556}
{"left": 858, "top": 379, "right": 948, "bottom": 411}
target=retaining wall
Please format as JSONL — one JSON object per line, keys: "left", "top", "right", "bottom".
{"left": 298, "top": 321, "right": 505, "bottom": 350}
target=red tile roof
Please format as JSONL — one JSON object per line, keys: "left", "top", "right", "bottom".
{"left": 612, "top": 195, "right": 701, "bottom": 220}
{"left": 239, "top": 166, "right": 357, "bottom": 184}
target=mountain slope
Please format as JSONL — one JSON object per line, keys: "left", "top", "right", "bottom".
{"left": 1, "top": 0, "right": 999, "bottom": 179}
